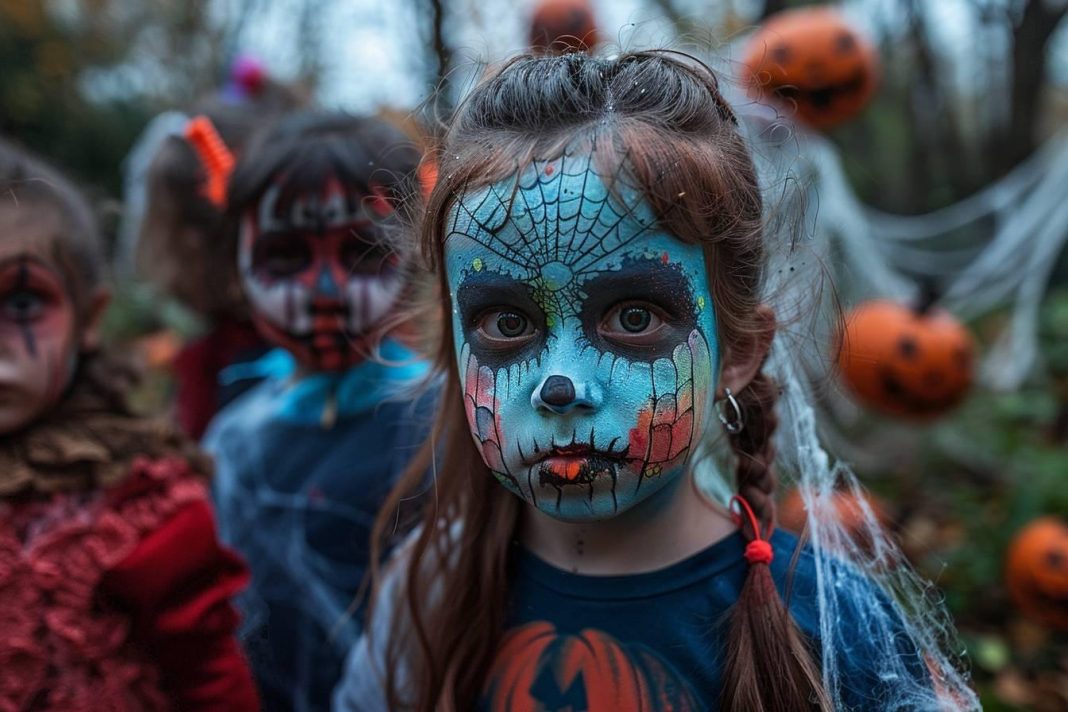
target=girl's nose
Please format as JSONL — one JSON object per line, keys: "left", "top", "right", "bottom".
{"left": 531, "top": 374, "right": 599, "bottom": 414}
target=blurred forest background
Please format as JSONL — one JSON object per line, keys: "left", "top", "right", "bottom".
{"left": 1, "top": 0, "right": 1066, "bottom": 709}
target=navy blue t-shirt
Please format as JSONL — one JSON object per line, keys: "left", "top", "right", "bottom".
{"left": 482, "top": 529, "right": 931, "bottom": 711}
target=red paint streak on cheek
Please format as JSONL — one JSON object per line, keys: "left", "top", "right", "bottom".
{"left": 474, "top": 364, "right": 497, "bottom": 411}
{"left": 462, "top": 355, "right": 478, "bottom": 424}
{"left": 627, "top": 407, "right": 654, "bottom": 460}
{"left": 669, "top": 410, "right": 694, "bottom": 459}
{"left": 650, "top": 423, "right": 673, "bottom": 463}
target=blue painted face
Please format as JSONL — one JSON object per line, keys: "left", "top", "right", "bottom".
{"left": 445, "top": 153, "right": 719, "bottom": 521}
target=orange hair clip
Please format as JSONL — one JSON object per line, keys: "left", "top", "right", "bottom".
{"left": 183, "top": 115, "right": 235, "bottom": 208}
{"left": 417, "top": 159, "right": 438, "bottom": 200}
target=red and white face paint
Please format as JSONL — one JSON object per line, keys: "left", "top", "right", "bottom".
{"left": 238, "top": 179, "right": 405, "bottom": 371}
{"left": 0, "top": 253, "right": 78, "bottom": 434}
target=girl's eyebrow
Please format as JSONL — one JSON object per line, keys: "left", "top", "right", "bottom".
{"left": 0, "top": 253, "right": 56, "bottom": 272}
{"left": 455, "top": 270, "right": 540, "bottom": 313}
{"left": 578, "top": 256, "right": 694, "bottom": 295}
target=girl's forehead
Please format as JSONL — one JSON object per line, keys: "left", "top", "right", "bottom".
{"left": 0, "top": 210, "right": 66, "bottom": 268}
{"left": 444, "top": 154, "right": 706, "bottom": 282}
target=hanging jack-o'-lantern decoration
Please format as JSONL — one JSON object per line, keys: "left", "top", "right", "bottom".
{"left": 741, "top": 6, "right": 879, "bottom": 130}
{"left": 837, "top": 299, "right": 975, "bottom": 419}
{"left": 529, "top": 0, "right": 599, "bottom": 54}
{"left": 1005, "top": 517, "right": 1068, "bottom": 630}
{"left": 485, "top": 622, "right": 700, "bottom": 711}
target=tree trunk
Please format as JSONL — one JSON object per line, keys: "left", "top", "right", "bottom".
{"left": 991, "top": 0, "right": 1067, "bottom": 176}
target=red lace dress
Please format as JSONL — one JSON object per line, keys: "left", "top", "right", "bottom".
{"left": 0, "top": 386, "right": 258, "bottom": 711}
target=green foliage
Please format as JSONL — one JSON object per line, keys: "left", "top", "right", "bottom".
{"left": 0, "top": 1, "right": 219, "bottom": 198}
{"left": 861, "top": 290, "right": 1068, "bottom": 709}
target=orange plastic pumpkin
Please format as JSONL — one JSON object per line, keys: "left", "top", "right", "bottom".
{"left": 778, "top": 487, "right": 890, "bottom": 555}
{"left": 529, "top": 0, "right": 598, "bottom": 54}
{"left": 1005, "top": 518, "right": 1068, "bottom": 630}
{"left": 741, "top": 6, "right": 879, "bottom": 130}
{"left": 485, "top": 622, "right": 699, "bottom": 711}
{"left": 837, "top": 300, "right": 975, "bottom": 419}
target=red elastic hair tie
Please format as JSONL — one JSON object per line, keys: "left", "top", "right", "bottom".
{"left": 730, "top": 494, "right": 775, "bottom": 566}
{"left": 183, "top": 115, "right": 235, "bottom": 208}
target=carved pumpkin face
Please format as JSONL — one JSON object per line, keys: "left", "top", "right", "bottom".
{"left": 778, "top": 487, "right": 890, "bottom": 555}
{"left": 1006, "top": 518, "right": 1068, "bottom": 630}
{"left": 837, "top": 300, "right": 975, "bottom": 419}
{"left": 529, "top": 0, "right": 598, "bottom": 54}
{"left": 741, "top": 6, "right": 879, "bottom": 130}
{"left": 485, "top": 622, "right": 699, "bottom": 711}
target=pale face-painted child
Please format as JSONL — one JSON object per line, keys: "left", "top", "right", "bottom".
{"left": 445, "top": 153, "right": 718, "bottom": 522}
{"left": 0, "top": 211, "right": 105, "bottom": 434}
{"left": 238, "top": 177, "right": 406, "bottom": 372}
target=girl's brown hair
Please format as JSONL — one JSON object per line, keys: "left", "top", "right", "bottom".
{"left": 369, "top": 51, "right": 829, "bottom": 711}
{"left": 137, "top": 84, "right": 300, "bottom": 320}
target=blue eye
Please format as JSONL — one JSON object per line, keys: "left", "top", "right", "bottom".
{"left": 3, "top": 290, "right": 44, "bottom": 322}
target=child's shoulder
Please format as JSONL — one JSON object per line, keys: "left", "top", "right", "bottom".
{"left": 768, "top": 528, "right": 895, "bottom": 637}
{"left": 767, "top": 529, "right": 939, "bottom": 709}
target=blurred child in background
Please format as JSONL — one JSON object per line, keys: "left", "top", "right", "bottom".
{"left": 202, "top": 110, "right": 432, "bottom": 712}
{"left": 0, "top": 138, "right": 258, "bottom": 711}
{"left": 135, "top": 59, "right": 302, "bottom": 438}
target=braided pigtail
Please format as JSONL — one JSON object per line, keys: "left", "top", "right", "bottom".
{"left": 719, "top": 371, "right": 832, "bottom": 712}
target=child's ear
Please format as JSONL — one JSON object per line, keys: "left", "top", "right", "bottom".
{"left": 716, "top": 304, "right": 775, "bottom": 399}
{"left": 79, "top": 287, "right": 111, "bottom": 353}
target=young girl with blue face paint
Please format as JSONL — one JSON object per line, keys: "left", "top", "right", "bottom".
{"left": 335, "top": 52, "right": 966, "bottom": 711}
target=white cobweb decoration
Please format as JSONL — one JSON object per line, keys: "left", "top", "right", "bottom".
{"left": 763, "top": 116, "right": 1068, "bottom": 393}
{"left": 114, "top": 110, "right": 189, "bottom": 278}
{"left": 694, "top": 98, "right": 984, "bottom": 709}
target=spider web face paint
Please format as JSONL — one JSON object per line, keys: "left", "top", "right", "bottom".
{"left": 446, "top": 153, "right": 719, "bottom": 521}
{"left": 0, "top": 253, "right": 77, "bottom": 433}
{"left": 239, "top": 178, "right": 405, "bottom": 371}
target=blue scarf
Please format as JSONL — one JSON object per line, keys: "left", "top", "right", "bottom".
{"left": 218, "top": 340, "right": 429, "bottom": 426}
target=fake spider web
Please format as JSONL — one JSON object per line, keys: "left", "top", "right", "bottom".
{"left": 447, "top": 148, "right": 662, "bottom": 325}
{"left": 684, "top": 99, "right": 981, "bottom": 710}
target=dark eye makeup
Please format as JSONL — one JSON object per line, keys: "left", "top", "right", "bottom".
{"left": 579, "top": 258, "right": 699, "bottom": 362}
{"left": 253, "top": 233, "right": 312, "bottom": 278}
{"left": 340, "top": 232, "right": 394, "bottom": 276}
{"left": 2, "top": 290, "right": 46, "bottom": 322}
{"left": 456, "top": 271, "right": 547, "bottom": 368}
{"left": 0, "top": 257, "right": 65, "bottom": 324}
{"left": 455, "top": 258, "right": 702, "bottom": 366}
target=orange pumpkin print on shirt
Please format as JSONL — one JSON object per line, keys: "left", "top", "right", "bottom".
{"left": 485, "top": 622, "right": 701, "bottom": 711}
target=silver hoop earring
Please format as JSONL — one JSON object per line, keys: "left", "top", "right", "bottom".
{"left": 717, "top": 388, "right": 744, "bottom": 434}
